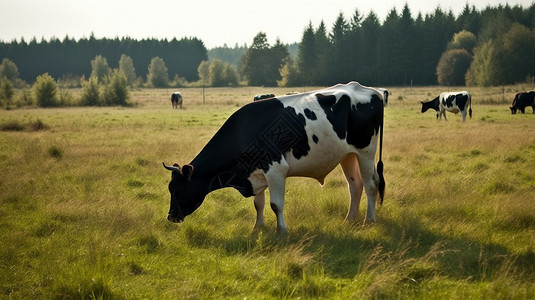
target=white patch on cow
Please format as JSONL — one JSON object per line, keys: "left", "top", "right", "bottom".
{"left": 246, "top": 82, "right": 383, "bottom": 231}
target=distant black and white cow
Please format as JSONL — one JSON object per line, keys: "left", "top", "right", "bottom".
{"left": 421, "top": 91, "right": 472, "bottom": 122}
{"left": 253, "top": 93, "right": 275, "bottom": 101}
{"left": 171, "top": 92, "right": 183, "bottom": 109}
{"left": 163, "top": 82, "right": 386, "bottom": 232}
{"left": 510, "top": 91, "right": 535, "bottom": 114}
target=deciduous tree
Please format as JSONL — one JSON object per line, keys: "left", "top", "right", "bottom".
{"left": 147, "top": 57, "right": 169, "bottom": 87}
{"left": 436, "top": 49, "right": 472, "bottom": 86}
{"left": 90, "top": 55, "right": 111, "bottom": 83}
{"left": 119, "top": 54, "right": 137, "bottom": 87}
{"left": 33, "top": 73, "right": 58, "bottom": 107}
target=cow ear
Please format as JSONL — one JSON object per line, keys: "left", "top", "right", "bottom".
{"left": 182, "top": 164, "right": 194, "bottom": 181}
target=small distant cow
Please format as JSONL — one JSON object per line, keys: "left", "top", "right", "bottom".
{"left": 421, "top": 91, "right": 472, "bottom": 122}
{"left": 171, "top": 92, "right": 183, "bottom": 109}
{"left": 510, "top": 91, "right": 535, "bottom": 114}
{"left": 253, "top": 94, "right": 275, "bottom": 101}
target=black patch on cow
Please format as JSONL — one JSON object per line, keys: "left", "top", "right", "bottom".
{"left": 316, "top": 93, "right": 348, "bottom": 140}
{"left": 312, "top": 134, "right": 319, "bottom": 144}
{"left": 316, "top": 92, "right": 382, "bottom": 149}
{"left": 235, "top": 105, "right": 309, "bottom": 174}
{"left": 304, "top": 108, "right": 317, "bottom": 120}
{"left": 442, "top": 95, "right": 455, "bottom": 108}
{"left": 454, "top": 94, "right": 469, "bottom": 110}
{"left": 209, "top": 172, "right": 250, "bottom": 196}
{"left": 441, "top": 93, "right": 468, "bottom": 110}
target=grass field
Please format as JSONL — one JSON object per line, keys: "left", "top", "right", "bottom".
{"left": 1, "top": 85, "right": 535, "bottom": 299}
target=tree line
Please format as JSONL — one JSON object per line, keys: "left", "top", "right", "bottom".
{"left": 0, "top": 35, "right": 207, "bottom": 84}
{"left": 273, "top": 3, "right": 535, "bottom": 87}
{"left": 1, "top": 3, "right": 534, "bottom": 90}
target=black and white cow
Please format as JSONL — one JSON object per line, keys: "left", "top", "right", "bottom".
{"left": 253, "top": 93, "right": 275, "bottom": 101}
{"left": 163, "top": 82, "right": 386, "bottom": 232}
{"left": 171, "top": 92, "right": 183, "bottom": 109}
{"left": 510, "top": 91, "right": 535, "bottom": 114}
{"left": 421, "top": 91, "right": 472, "bottom": 122}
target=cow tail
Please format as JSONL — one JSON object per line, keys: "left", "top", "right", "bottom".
{"left": 377, "top": 104, "right": 385, "bottom": 204}
{"left": 469, "top": 94, "right": 473, "bottom": 119}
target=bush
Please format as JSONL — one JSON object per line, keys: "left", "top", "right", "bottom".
{"left": 0, "top": 76, "right": 15, "bottom": 107}
{"left": 16, "top": 90, "right": 34, "bottom": 107}
{"left": 80, "top": 76, "right": 101, "bottom": 106}
{"left": 58, "top": 89, "right": 76, "bottom": 106}
{"left": 33, "top": 73, "right": 58, "bottom": 107}
{"left": 103, "top": 70, "right": 130, "bottom": 106}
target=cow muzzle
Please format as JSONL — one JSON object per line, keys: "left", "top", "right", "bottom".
{"left": 167, "top": 213, "right": 184, "bottom": 223}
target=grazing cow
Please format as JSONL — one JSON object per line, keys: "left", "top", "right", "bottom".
{"left": 171, "top": 92, "right": 183, "bottom": 109}
{"left": 421, "top": 91, "right": 472, "bottom": 122}
{"left": 510, "top": 91, "right": 535, "bottom": 114}
{"left": 253, "top": 93, "right": 275, "bottom": 101}
{"left": 163, "top": 82, "right": 386, "bottom": 232}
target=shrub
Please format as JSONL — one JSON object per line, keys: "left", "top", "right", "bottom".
{"left": 33, "top": 73, "right": 58, "bottom": 107}
{"left": 0, "top": 76, "right": 15, "bottom": 107}
{"left": 14, "top": 90, "right": 34, "bottom": 107}
{"left": 58, "top": 89, "right": 76, "bottom": 106}
{"left": 80, "top": 76, "right": 101, "bottom": 106}
{"left": 103, "top": 70, "right": 130, "bottom": 106}
{"left": 0, "top": 120, "right": 24, "bottom": 131}
{"left": 48, "top": 146, "right": 63, "bottom": 159}
{"left": 30, "top": 119, "right": 49, "bottom": 131}
{"left": 0, "top": 119, "right": 49, "bottom": 131}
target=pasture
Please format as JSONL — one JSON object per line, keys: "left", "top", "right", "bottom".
{"left": 1, "top": 85, "right": 535, "bottom": 299}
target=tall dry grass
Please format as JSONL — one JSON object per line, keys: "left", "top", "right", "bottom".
{"left": 1, "top": 85, "right": 534, "bottom": 298}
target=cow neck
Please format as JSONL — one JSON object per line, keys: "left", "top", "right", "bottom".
{"left": 189, "top": 153, "right": 254, "bottom": 198}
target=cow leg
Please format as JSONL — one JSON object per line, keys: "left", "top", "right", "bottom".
{"left": 356, "top": 151, "right": 379, "bottom": 223}
{"left": 269, "top": 180, "right": 288, "bottom": 233}
{"left": 340, "top": 154, "right": 363, "bottom": 222}
{"left": 253, "top": 190, "right": 266, "bottom": 230}
{"left": 265, "top": 166, "right": 288, "bottom": 232}
{"left": 461, "top": 111, "right": 467, "bottom": 122}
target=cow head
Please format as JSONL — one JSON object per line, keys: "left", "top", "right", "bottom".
{"left": 163, "top": 162, "right": 202, "bottom": 223}
{"left": 421, "top": 96, "right": 440, "bottom": 114}
{"left": 510, "top": 106, "right": 517, "bottom": 114}
{"left": 420, "top": 101, "right": 428, "bottom": 113}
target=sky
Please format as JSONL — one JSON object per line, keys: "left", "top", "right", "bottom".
{"left": 0, "top": 0, "right": 532, "bottom": 49}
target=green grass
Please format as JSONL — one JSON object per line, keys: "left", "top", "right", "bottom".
{"left": 1, "top": 86, "right": 535, "bottom": 299}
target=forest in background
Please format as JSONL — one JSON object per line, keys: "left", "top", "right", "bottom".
{"left": 0, "top": 3, "right": 534, "bottom": 88}
{"left": 0, "top": 36, "right": 207, "bottom": 84}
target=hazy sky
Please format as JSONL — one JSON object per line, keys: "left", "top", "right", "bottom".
{"left": 1, "top": 0, "right": 532, "bottom": 48}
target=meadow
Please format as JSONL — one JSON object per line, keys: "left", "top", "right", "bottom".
{"left": 1, "top": 85, "right": 534, "bottom": 299}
